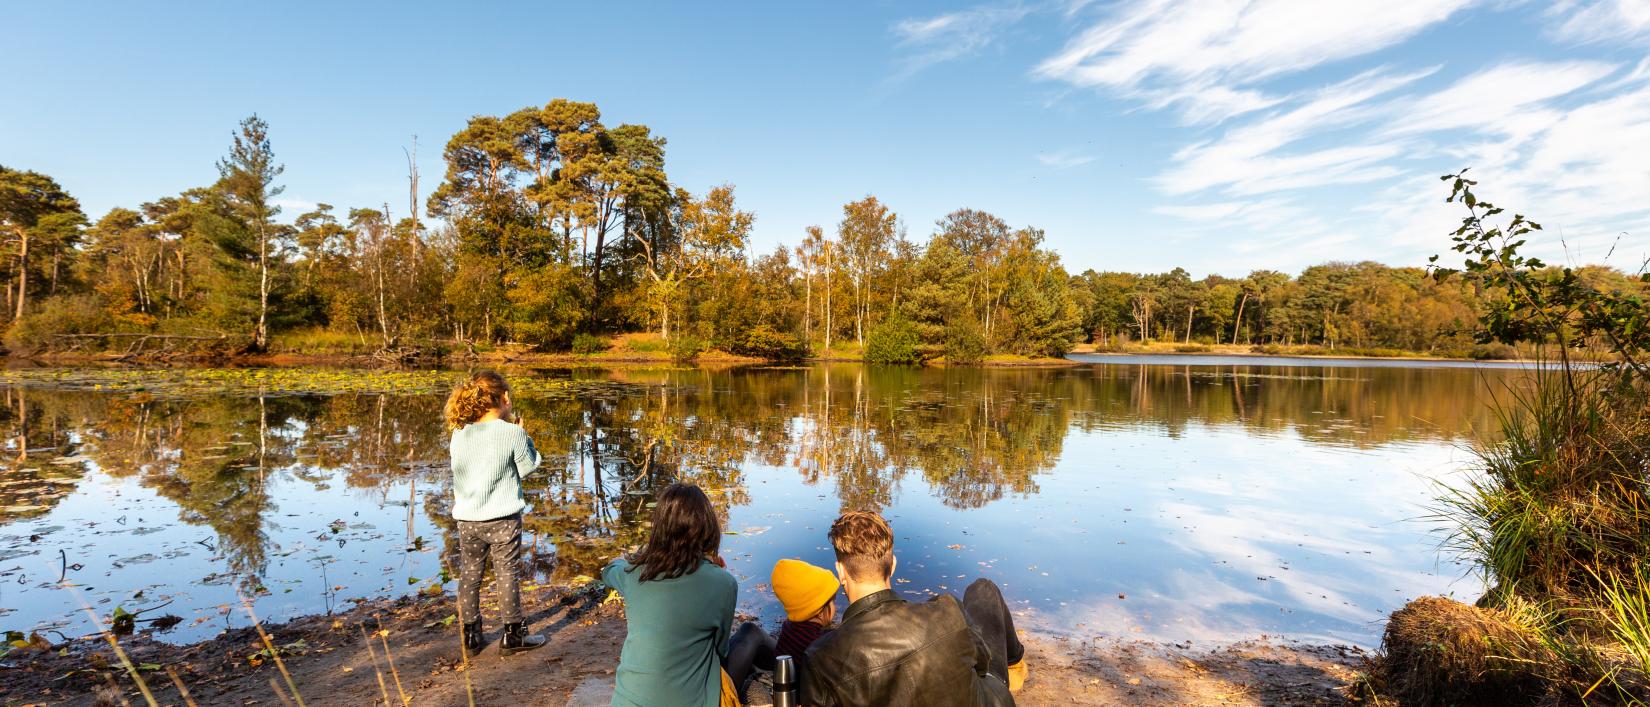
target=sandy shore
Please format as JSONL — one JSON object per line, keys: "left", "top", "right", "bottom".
{"left": 4, "top": 583, "right": 1368, "bottom": 706}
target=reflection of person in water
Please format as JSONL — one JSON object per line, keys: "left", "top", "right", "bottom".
{"left": 445, "top": 370, "right": 545, "bottom": 656}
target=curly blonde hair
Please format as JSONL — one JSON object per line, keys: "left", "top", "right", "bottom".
{"left": 444, "top": 370, "right": 511, "bottom": 430}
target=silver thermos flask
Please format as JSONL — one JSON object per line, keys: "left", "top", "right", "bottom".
{"left": 772, "top": 655, "right": 798, "bottom": 707}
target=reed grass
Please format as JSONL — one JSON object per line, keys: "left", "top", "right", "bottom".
{"left": 1430, "top": 362, "right": 1650, "bottom": 702}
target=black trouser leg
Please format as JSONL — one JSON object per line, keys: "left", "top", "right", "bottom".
{"left": 963, "top": 578, "right": 1025, "bottom": 682}
{"left": 723, "top": 621, "right": 777, "bottom": 699}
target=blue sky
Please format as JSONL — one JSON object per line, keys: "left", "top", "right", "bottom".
{"left": 4, "top": 0, "right": 1648, "bottom": 276}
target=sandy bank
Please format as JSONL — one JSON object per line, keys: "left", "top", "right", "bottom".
{"left": 4, "top": 583, "right": 1368, "bottom": 706}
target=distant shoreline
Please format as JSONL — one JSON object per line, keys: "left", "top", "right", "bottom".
{"left": 5, "top": 338, "right": 1580, "bottom": 369}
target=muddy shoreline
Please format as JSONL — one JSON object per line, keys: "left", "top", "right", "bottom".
{"left": 3, "top": 583, "right": 1369, "bottom": 706}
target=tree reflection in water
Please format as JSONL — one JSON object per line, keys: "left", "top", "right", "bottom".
{"left": 0, "top": 363, "right": 1516, "bottom": 638}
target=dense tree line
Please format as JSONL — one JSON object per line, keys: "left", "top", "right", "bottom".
{"left": 1074, "top": 262, "right": 1645, "bottom": 355}
{"left": 2, "top": 101, "right": 1642, "bottom": 360}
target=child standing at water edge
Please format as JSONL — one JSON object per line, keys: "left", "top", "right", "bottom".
{"left": 445, "top": 370, "right": 546, "bottom": 656}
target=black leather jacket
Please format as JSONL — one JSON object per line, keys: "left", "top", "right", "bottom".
{"left": 800, "top": 589, "right": 1014, "bottom": 707}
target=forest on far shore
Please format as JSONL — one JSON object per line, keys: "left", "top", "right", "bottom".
{"left": 2, "top": 100, "right": 1645, "bottom": 363}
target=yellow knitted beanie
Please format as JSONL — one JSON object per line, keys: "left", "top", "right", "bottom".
{"left": 771, "top": 559, "right": 840, "bottom": 622}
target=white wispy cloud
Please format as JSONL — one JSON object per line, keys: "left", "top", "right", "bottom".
{"left": 272, "top": 197, "right": 319, "bottom": 214}
{"left": 1034, "top": 0, "right": 1478, "bottom": 124}
{"left": 890, "top": 3, "right": 1033, "bottom": 81}
{"left": 891, "top": 0, "right": 1650, "bottom": 270}
{"left": 1547, "top": 0, "right": 1650, "bottom": 44}
{"left": 1156, "top": 68, "right": 1436, "bottom": 196}
{"left": 1385, "top": 61, "right": 1615, "bottom": 137}
{"left": 1036, "top": 149, "right": 1097, "bottom": 168}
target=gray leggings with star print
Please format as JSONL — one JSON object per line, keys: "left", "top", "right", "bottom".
{"left": 456, "top": 513, "right": 523, "bottom": 625}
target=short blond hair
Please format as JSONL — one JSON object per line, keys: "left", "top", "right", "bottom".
{"left": 828, "top": 511, "right": 894, "bottom": 582}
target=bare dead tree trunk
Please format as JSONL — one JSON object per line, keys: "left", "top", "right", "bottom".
{"left": 14, "top": 226, "right": 28, "bottom": 321}
{"left": 256, "top": 217, "right": 269, "bottom": 350}
{"left": 377, "top": 205, "right": 392, "bottom": 348}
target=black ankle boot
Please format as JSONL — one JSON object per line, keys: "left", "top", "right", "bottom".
{"left": 499, "top": 622, "right": 546, "bottom": 656}
{"left": 461, "top": 619, "right": 484, "bottom": 654}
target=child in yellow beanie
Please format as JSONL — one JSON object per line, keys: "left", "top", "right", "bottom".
{"left": 770, "top": 559, "right": 840, "bottom": 662}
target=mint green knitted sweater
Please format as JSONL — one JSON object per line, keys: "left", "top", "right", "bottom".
{"left": 448, "top": 419, "right": 542, "bottom": 522}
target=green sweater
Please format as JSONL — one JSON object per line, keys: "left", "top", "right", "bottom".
{"left": 603, "top": 557, "right": 737, "bottom": 707}
{"left": 448, "top": 419, "right": 541, "bottom": 522}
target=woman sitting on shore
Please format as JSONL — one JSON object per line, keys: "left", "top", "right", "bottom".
{"left": 604, "top": 483, "right": 771, "bottom": 706}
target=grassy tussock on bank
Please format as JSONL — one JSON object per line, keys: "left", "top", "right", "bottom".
{"left": 1372, "top": 370, "right": 1650, "bottom": 704}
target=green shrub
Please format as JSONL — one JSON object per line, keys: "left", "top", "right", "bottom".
{"left": 942, "top": 321, "right": 988, "bottom": 364}
{"left": 571, "top": 333, "right": 608, "bottom": 355}
{"left": 271, "top": 328, "right": 371, "bottom": 354}
{"left": 1470, "top": 343, "right": 1520, "bottom": 360}
{"left": 625, "top": 335, "right": 668, "bottom": 353}
{"left": 733, "top": 325, "right": 808, "bottom": 361}
{"left": 4, "top": 295, "right": 117, "bottom": 352}
{"left": 1173, "top": 343, "right": 1211, "bottom": 353}
{"left": 864, "top": 315, "right": 920, "bottom": 364}
{"left": 668, "top": 334, "right": 707, "bottom": 363}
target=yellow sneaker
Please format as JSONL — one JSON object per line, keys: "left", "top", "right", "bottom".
{"left": 1007, "top": 658, "right": 1028, "bottom": 692}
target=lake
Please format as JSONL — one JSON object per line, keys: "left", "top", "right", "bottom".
{"left": 0, "top": 360, "right": 1524, "bottom": 648}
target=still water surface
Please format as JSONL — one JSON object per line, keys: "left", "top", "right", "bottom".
{"left": 0, "top": 361, "right": 1523, "bottom": 647}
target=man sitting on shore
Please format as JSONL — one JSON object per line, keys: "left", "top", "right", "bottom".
{"left": 800, "top": 511, "right": 1026, "bottom": 706}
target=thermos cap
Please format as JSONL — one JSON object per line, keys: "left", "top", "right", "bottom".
{"left": 774, "top": 654, "right": 796, "bottom": 683}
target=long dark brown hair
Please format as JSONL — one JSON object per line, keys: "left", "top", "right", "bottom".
{"left": 628, "top": 483, "right": 721, "bottom": 582}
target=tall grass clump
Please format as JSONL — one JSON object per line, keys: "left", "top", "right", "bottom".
{"left": 1443, "top": 371, "right": 1650, "bottom": 603}
{"left": 1378, "top": 171, "right": 1650, "bottom": 705}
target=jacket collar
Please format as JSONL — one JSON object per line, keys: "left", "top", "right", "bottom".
{"left": 842, "top": 588, "right": 903, "bottom": 624}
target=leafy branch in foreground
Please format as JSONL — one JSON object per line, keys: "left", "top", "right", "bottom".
{"left": 1431, "top": 169, "right": 1650, "bottom": 382}
{"left": 1386, "top": 170, "right": 1650, "bottom": 704}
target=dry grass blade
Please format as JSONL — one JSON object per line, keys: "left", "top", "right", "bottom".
{"left": 358, "top": 624, "right": 393, "bottom": 707}
{"left": 376, "top": 619, "right": 411, "bottom": 705}
{"left": 165, "top": 666, "right": 199, "bottom": 707}
{"left": 240, "top": 598, "right": 308, "bottom": 707}
{"left": 67, "top": 584, "right": 158, "bottom": 707}
{"left": 101, "top": 673, "right": 133, "bottom": 707}
{"left": 455, "top": 600, "right": 477, "bottom": 707}
{"left": 269, "top": 677, "right": 299, "bottom": 707}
